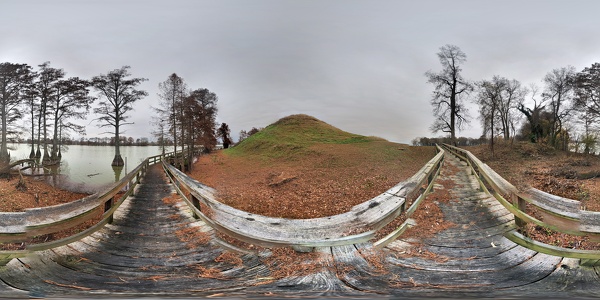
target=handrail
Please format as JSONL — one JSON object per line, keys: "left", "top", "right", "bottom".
{"left": 442, "top": 143, "right": 600, "bottom": 264}
{"left": 163, "top": 145, "right": 445, "bottom": 250}
{"left": 0, "top": 147, "right": 191, "bottom": 265}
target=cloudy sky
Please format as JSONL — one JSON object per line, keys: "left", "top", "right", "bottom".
{"left": 2, "top": 0, "right": 600, "bottom": 144}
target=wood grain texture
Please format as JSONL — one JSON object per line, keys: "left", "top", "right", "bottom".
{"left": 0, "top": 151, "right": 599, "bottom": 298}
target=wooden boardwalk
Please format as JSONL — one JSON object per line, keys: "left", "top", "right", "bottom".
{"left": 0, "top": 154, "right": 599, "bottom": 298}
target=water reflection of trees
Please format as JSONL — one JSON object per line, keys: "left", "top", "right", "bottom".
{"left": 112, "top": 166, "right": 123, "bottom": 183}
{"left": 10, "top": 143, "right": 163, "bottom": 193}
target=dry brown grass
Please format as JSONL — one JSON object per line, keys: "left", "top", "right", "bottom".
{"left": 467, "top": 142, "right": 600, "bottom": 211}
{"left": 0, "top": 175, "right": 88, "bottom": 212}
{"left": 189, "top": 145, "right": 436, "bottom": 219}
{"left": 467, "top": 142, "right": 600, "bottom": 250}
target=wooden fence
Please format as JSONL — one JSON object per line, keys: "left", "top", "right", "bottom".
{"left": 442, "top": 144, "right": 600, "bottom": 266}
{"left": 0, "top": 151, "right": 181, "bottom": 266}
{"left": 163, "top": 146, "right": 445, "bottom": 251}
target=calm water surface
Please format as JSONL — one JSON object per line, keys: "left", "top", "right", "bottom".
{"left": 8, "top": 143, "right": 170, "bottom": 193}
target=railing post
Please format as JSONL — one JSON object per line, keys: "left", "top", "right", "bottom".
{"left": 165, "top": 167, "right": 171, "bottom": 184}
{"left": 104, "top": 197, "right": 114, "bottom": 224}
{"left": 512, "top": 193, "right": 527, "bottom": 229}
{"left": 191, "top": 194, "right": 201, "bottom": 219}
{"left": 128, "top": 179, "right": 134, "bottom": 196}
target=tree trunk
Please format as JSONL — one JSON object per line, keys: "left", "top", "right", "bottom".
{"left": 42, "top": 109, "right": 50, "bottom": 163}
{"left": 180, "top": 113, "right": 186, "bottom": 171}
{"left": 15, "top": 169, "right": 26, "bottom": 191}
{"left": 51, "top": 106, "right": 60, "bottom": 160}
{"left": 490, "top": 104, "right": 495, "bottom": 158}
{"left": 57, "top": 124, "right": 62, "bottom": 160}
{"left": 29, "top": 104, "right": 35, "bottom": 159}
{"left": 0, "top": 158, "right": 35, "bottom": 175}
{"left": 112, "top": 119, "right": 124, "bottom": 167}
{"left": 503, "top": 118, "right": 510, "bottom": 140}
{"left": 172, "top": 95, "right": 177, "bottom": 167}
{"left": 450, "top": 70, "right": 458, "bottom": 145}
{"left": 0, "top": 105, "right": 9, "bottom": 164}
{"left": 188, "top": 120, "right": 194, "bottom": 171}
{"left": 36, "top": 112, "right": 42, "bottom": 159}
{"left": 450, "top": 92, "right": 456, "bottom": 143}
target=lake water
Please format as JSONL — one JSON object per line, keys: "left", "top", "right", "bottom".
{"left": 8, "top": 143, "right": 171, "bottom": 193}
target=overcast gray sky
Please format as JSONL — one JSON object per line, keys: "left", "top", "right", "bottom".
{"left": 2, "top": 0, "right": 600, "bottom": 144}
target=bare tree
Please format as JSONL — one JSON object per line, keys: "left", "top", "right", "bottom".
{"left": 33, "top": 62, "right": 65, "bottom": 162}
{"left": 476, "top": 76, "right": 506, "bottom": 156}
{"left": 23, "top": 81, "right": 38, "bottom": 158}
{"left": 477, "top": 76, "right": 527, "bottom": 153}
{"left": 573, "top": 62, "right": 600, "bottom": 153}
{"left": 151, "top": 115, "right": 168, "bottom": 155}
{"left": 497, "top": 78, "right": 526, "bottom": 141}
{"left": 91, "top": 66, "right": 148, "bottom": 166}
{"left": 49, "top": 77, "right": 94, "bottom": 160}
{"left": 577, "top": 109, "right": 598, "bottom": 154}
{"left": 425, "top": 44, "right": 473, "bottom": 143}
{"left": 543, "top": 66, "right": 576, "bottom": 149}
{"left": 517, "top": 84, "right": 546, "bottom": 143}
{"left": 0, "top": 62, "right": 32, "bottom": 164}
{"left": 180, "top": 94, "right": 198, "bottom": 169}
{"left": 157, "top": 73, "right": 186, "bottom": 158}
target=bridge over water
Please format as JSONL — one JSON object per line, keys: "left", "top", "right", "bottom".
{"left": 0, "top": 147, "right": 599, "bottom": 298}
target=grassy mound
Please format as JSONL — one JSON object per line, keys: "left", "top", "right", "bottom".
{"left": 226, "top": 114, "right": 384, "bottom": 159}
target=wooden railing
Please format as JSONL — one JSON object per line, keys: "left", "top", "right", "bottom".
{"left": 0, "top": 149, "right": 187, "bottom": 266}
{"left": 163, "top": 146, "right": 445, "bottom": 251}
{"left": 442, "top": 144, "right": 600, "bottom": 266}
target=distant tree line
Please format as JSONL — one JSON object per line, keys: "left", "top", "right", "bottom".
{"left": 411, "top": 136, "right": 487, "bottom": 147}
{"left": 426, "top": 45, "right": 600, "bottom": 155}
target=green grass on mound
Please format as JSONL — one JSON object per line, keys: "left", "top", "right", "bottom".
{"left": 225, "top": 114, "right": 388, "bottom": 159}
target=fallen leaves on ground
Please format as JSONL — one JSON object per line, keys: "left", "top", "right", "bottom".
{"left": 468, "top": 142, "right": 600, "bottom": 250}
{"left": 260, "top": 247, "right": 328, "bottom": 280}
{"left": 174, "top": 225, "right": 211, "bottom": 249}
{"left": 189, "top": 145, "right": 436, "bottom": 219}
{"left": 0, "top": 175, "right": 88, "bottom": 212}
{"left": 214, "top": 251, "right": 243, "bottom": 266}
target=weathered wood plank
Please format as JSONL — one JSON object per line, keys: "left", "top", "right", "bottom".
{"left": 505, "top": 230, "right": 600, "bottom": 261}
{"left": 580, "top": 211, "right": 600, "bottom": 234}
{"left": 521, "top": 188, "right": 581, "bottom": 218}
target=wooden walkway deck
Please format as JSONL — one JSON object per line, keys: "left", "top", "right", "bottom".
{"left": 0, "top": 154, "right": 599, "bottom": 298}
